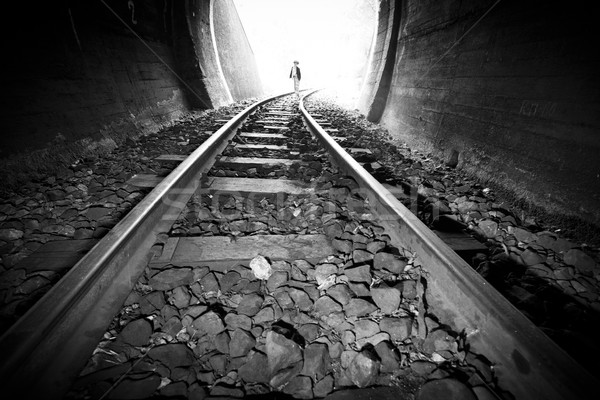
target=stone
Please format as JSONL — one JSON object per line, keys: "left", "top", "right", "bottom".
{"left": 370, "top": 283, "right": 401, "bottom": 314}
{"left": 354, "top": 319, "right": 380, "bottom": 340}
{"left": 315, "top": 263, "right": 338, "bottom": 285}
{"left": 161, "top": 316, "right": 183, "bottom": 337}
{"left": 147, "top": 343, "right": 195, "bottom": 369}
{"left": 200, "top": 272, "right": 220, "bottom": 293}
{"left": 314, "top": 374, "right": 335, "bottom": 398}
{"left": 220, "top": 271, "right": 241, "bottom": 292}
{"left": 250, "top": 255, "right": 273, "bottom": 280}
{"left": 289, "top": 287, "right": 314, "bottom": 311}
{"left": 396, "top": 280, "right": 417, "bottom": 300}
{"left": 215, "top": 331, "right": 231, "bottom": 354}
{"left": 347, "top": 350, "right": 380, "bottom": 388}
{"left": 344, "top": 265, "right": 372, "bottom": 283}
{"left": 411, "top": 360, "right": 437, "bottom": 376}
{"left": 379, "top": 317, "right": 412, "bottom": 342}
{"left": 520, "top": 248, "right": 545, "bottom": 266}
{"left": 416, "top": 378, "right": 477, "bottom": 400}
{"left": 253, "top": 306, "right": 276, "bottom": 325}
{"left": 283, "top": 376, "right": 313, "bottom": 399}
{"left": 237, "top": 293, "right": 263, "bottom": 316}
{"left": 509, "top": 227, "right": 537, "bottom": 243}
{"left": 274, "top": 290, "right": 295, "bottom": 309}
{"left": 118, "top": 318, "right": 152, "bottom": 346}
{"left": 355, "top": 332, "right": 390, "bottom": 349}
{"left": 298, "top": 323, "right": 320, "bottom": 342}
{"left": 266, "top": 270, "right": 288, "bottom": 291}
{"left": 0, "top": 228, "right": 24, "bottom": 241}
{"left": 326, "top": 284, "right": 353, "bottom": 305}
{"left": 149, "top": 268, "right": 194, "bottom": 291}
{"left": 373, "top": 252, "right": 407, "bottom": 274}
{"left": 140, "top": 291, "right": 167, "bottom": 315}
{"left": 210, "top": 385, "right": 244, "bottom": 398}
{"left": 477, "top": 220, "right": 498, "bottom": 239}
{"left": 344, "top": 298, "right": 377, "bottom": 317}
{"left": 266, "top": 331, "right": 304, "bottom": 388}
{"left": 168, "top": 286, "right": 191, "bottom": 309}
{"left": 230, "top": 328, "right": 256, "bottom": 358}
{"left": 313, "top": 296, "right": 343, "bottom": 317}
{"left": 563, "top": 249, "right": 596, "bottom": 275}
{"left": 192, "top": 311, "right": 225, "bottom": 336}
{"left": 109, "top": 374, "right": 161, "bottom": 399}
{"left": 332, "top": 238, "right": 353, "bottom": 253}
{"left": 181, "top": 304, "right": 207, "bottom": 319}
{"left": 375, "top": 341, "right": 401, "bottom": 373}
{"left": 301, "top": 342, "right": 331, "bottom": 380}
{"left": 423, "top": 329, "right": 456, "bottom": 354}
{"left": 348, "top": 282, "right": 371, "bottom": 297}
{"left": 159, "top": 381, "right": 188, "bottom": 397}
{"left": 353, "top": 249, "right": 374, "bottom": 264}
{"left": 238, "top": 351, "right": 270, "bottom": 383}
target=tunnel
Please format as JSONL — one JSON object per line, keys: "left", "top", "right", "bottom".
{"left": 1, "top": 0, "right": 598, "bottom": 231}
{"left": 0, "top": 0, "right": 599, "bottom": 398}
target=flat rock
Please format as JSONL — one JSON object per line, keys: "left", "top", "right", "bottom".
{"left": 237, "top": 293, "right": 264, "bottom": 316}
{"left": 416, "top": 378, "right": 477, "bottom": 400}
{"left": 314, "top": 375, "right": 335, "bottom": 398}
{"left": 375, "top": 341, "right": 401, "bottom": 373}
{"left": 520, "top": 248, "right": 545, "bottom": 266}
{"left": 192, "top": 311, "right": 225, "bottom": 336}
{"left": 118, "top": 319, "right": 152, "bottom": 346}
{"left": 347, "top": 350, "right": 380, "bottom": 388}
{"left": 563, "top": 249, "right": 596, "bottom": 274}
{"left": 478, "top": 220, "right": 498, "bottom": 239}
{"left": 238, "top": 351, "right": 270, "bottom": 383}
{"left": 224, "top": 313, "right": 252, "bottom": 331}
{"left": 301, "top": 343, "right": 331, "bottom": 380}
{"left": 344, "top": 298, "right": 377, "bottom": 317}
{"left": 379, "top": 317, "right": 412, "bottom": 341}
{"left": 230, "top": 328, "right": 256, "bottom": 358}
{"left": 266, "top": 270, "right": 289, "bottom": 291}
{"left": 266, "top": 331, "right": 303, "bottom": 388}
{"left": 289, "top": 287, "right": 314, "bottom": 311}
{"left": 109, "top": 374, "right": 161, "bottom": 399}
{"left": 147, "top": 343, "right": 195, "bottom": 369}
{"left": 313, "top": 296, "right": 343, "bottom": 317}
{"left": 370, "top": 284, "right": 401, "bottom": 314}
{"left": 354, "top": 319, "right": 380, "bottom": 340}
{"left": 373, "top": 252, "right": 407, "bottom": 274}
{"left": 283, "top": 375, "right": 313, "bottom": 399}
{"left": 353, "top": 249, "right": 374, "bottom": 264}
{"left": 324, "top": 387, "right": 414, "bottom": 400}
{"left": 344, "top": 265, "right": 372, "bottom": 283}
{"left": 326, "top": 284, "right": 353, "bottom": 305}
{"left": 149, "top": 268, "right": 194, "bottom": 291}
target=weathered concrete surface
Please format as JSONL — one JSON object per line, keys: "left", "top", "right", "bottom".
{"left": 0, "top": 0, "right": 261, "bottom": 159}
{"left": 213, "top": 0, "right": 264, "bottom": 101}
{"left": 360, "top": 0, "right": 600, "bottom": 226}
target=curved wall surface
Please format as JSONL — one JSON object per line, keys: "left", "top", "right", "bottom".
{"left": 360, "top": 0, "right": 600, "bottom": 225}
{"left": 0, "top": 0, "right": 261, "bottom": 159}
{"left": 212, "top": 0, "right": 263, "bottom": 101}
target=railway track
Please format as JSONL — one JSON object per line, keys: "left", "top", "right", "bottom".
{"left": 0, "top": 91, "right": 596, "bottom": 399}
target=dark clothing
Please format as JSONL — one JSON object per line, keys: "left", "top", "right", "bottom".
{"left": 289, "top": 66, "right": 301, "bottom": 80}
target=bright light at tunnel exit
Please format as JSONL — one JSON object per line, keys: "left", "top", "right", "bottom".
{"left": 233, "top": 0, "right": 377, "bottom": 106}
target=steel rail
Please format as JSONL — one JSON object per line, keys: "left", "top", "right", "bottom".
{"left": 0, "top": 91, "right": 294, "bottom": 399}
{"left": 299, "top": 89, "right": 597, "bottom": 400}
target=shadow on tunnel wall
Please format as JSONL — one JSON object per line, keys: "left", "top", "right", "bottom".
{"left": 359, "top": 0, "right": 600, "bottom": 231}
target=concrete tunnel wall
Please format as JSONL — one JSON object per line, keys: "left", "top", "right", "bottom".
{"left": 360, "top": 0, "right": 600, "bottom": 227}
{"left": 0, "top": 0, "right": 262, "bottom": 162}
